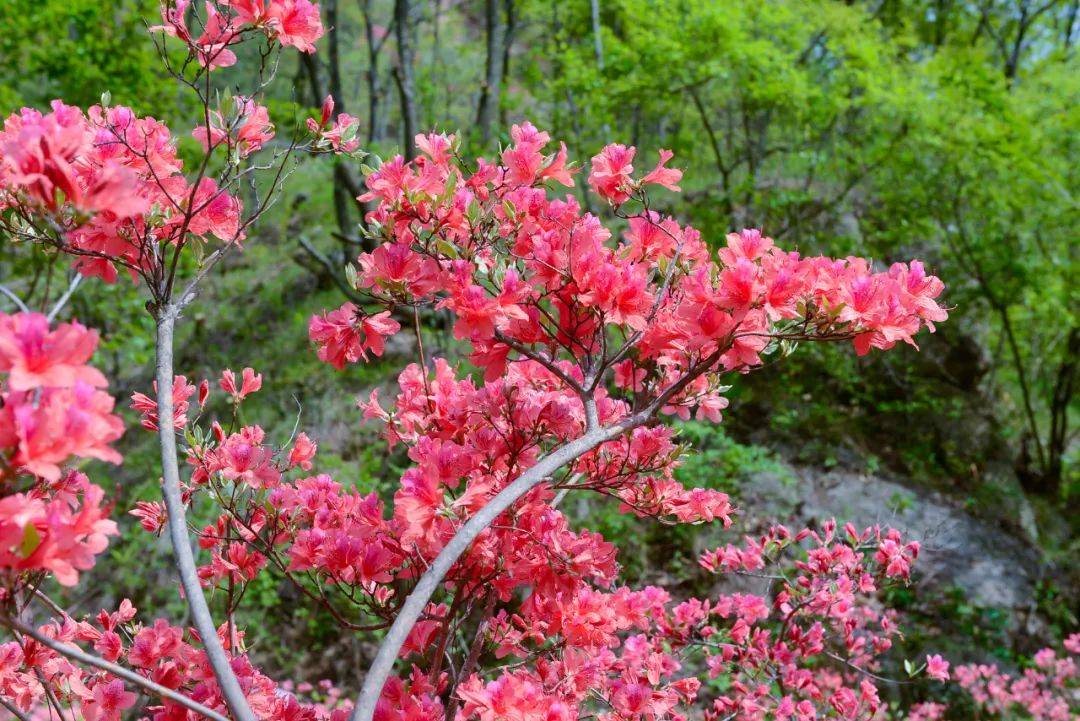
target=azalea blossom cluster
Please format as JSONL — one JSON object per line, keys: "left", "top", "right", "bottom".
{"left": 120, "top": 364, "right": 946, "bottom": 721}
{"left": 0, "top": 0, "right": 351, "bottom": 291}
{"left": 312, "top": 125, "right": 946, "bottom": 427}
{"left": 950, "top": 635, "right": 1079, "bottom": 721}
{"left": 307, "top": 96, "right": 363, "bottom": 156}
{"left": 696, "top": 521, "right": 922, "bottom": 720}
{"left": 302, "top": 126, "right": 950, "bottom": 721}
{"left": 151, "top": 0, "right": 324, "bottom": 68}
{"left": 0, "top": 350, "right": 341, "bottom": 721}
{"left": 452, "top": 519, "right": 932, "bottom": 721}
{"left": 0, "top": 98, "right": 244, "bottom": 283}
{"left": 0, "top": 311, "right": 133, "bottom": 716}
{"left": 0, "top": 599, "right": 351, "bottom": 721}
{"left": 0, "top": 312, "right": 123, "bottom": 591}
{"left": 156, "top": 354, "right": 734, "bottom": 610}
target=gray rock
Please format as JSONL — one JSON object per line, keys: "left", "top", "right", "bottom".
{"left": 731, "top": 461, "right": 1043, "bottom": 617}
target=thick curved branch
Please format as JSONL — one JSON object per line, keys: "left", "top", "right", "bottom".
{"left": 155, "top": 307, "right": 257, "bottom": 721}
{"left": 3, "top": 616, "right": 230, "bottom": 721}
{"left": 350, "top": 336, "right": 730, "bottom": 721}
{"left": 349, "top": 412, "right": 644, "bottom": 721}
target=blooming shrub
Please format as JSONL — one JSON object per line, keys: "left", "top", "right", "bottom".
{"left": 0, "top": 2, "right": 1029, "bottom": 721}
{"left": 951, "top": 635, "right": 1079, "bottom": 721}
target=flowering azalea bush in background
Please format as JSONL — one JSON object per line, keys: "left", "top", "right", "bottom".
{"left": 951, "top": 635, "right": 1079, "bottom": 721}
{"left": 904, "top": 635, "right": 1079, "bottom": 721}
{"left": 0, "top": 2, "right": 1066, "bottom": 721}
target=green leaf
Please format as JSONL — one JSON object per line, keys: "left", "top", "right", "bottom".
{"left": 20, "top": 523, "right": 41, "bottom": 558}
{"left": 435, "top": 239, "right": 459, "bottom": 259}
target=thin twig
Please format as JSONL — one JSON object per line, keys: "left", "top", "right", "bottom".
{"left": 0, "top": 696, "right": 30, "bottom": 721}
{"left": 2, "top": 616, "right": 230, "bottom": 721}
{"left": 0, "top": 284, "right": 30, "bottom": 314}
{"left": 45, "top": 275, "right": 83, "bottom": 323}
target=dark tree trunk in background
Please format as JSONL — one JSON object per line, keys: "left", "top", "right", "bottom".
{"left": 591, "top": 0, "right": 604, "bottom": 69}
{"left": 361, "top": 0, "right": 389, "bottom": 143}
{"left": 1004, "top": 2, "right": 1030, "bottom": 80}
{"left": 1064, "top": 0, "right": 1079, "bottom": 51}
{"left": 932, "top": 0, "right": 952, "bottom": 47}
{"left": 1045, "top": 327, "right": 1078, "bottom": 492}
{"left": 301, "top": 52, "right": 365, "bottom": 245}
{"left": 326, "top": 0, "right": 343, "bottom": 106}
{"left": 322, "top": 0, "right": 358, "bottom": 240}
{"left": 498, "top": 0, "right": 516, "bottom": 128}
{"left": 394, "top": 0, "right": 419, "bottom": 160}
{"left": 476, "top": 0, "right": 507, "bottom": 146}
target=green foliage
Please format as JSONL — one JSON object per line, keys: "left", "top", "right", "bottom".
{"left": 514, "top": 0, "right": 1077, "bottom": 498}
{"left": 0, "top": 0, "right": 176, "bottom": 113}
{"left": 673, "top": 421, "right": 793, "bottom": 493}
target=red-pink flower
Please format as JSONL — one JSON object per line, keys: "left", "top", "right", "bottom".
{"left": 288, "top": 432, "right": 317, "bottom": 470}
{"left": 926, "top": 654, "right": 950, "bottom": 682}
{"left": 588, "top": 143, "right": 636, "bottom": 203}
{"left": 0, "top": 383, "right": 123, "bottom": 481}
{"left": 641, "top": 148, "right": 682, "bottom": 191}
{"left": 80, "top": 679, "right": 136, "bottom": 721}
{"left": 193, "top": 96, "right": 274, "bottom": 156}
{"left": 0, "top": 102, "right": 149, "bottom": 217}
{"left": 0, "top": 477, "right": 118, "bottom": 585}
{"left": 130, "top": 501, "right": 168, "bottom": 534}
{"left": 186, "top": 177, "right": 243, "bottom": 241}
{"left": 150, "top": 0, "right": 241, "bottom": 68}
{"left": 267, "top": 0, "right": 325, "bottom": 52}
{"left": 130, "top": 375, "right": 196, "bottom": 431}
{"left": 0, "top": 313, "right": 107, "bottom": 391}
{"left": 308, "top": 110, "right": 361, "bottom": 153}
{"left": 309, "top": 303, "right": 401, "bottom": 368}
{"left": 200, "top": 425, "right": 281, "bottom": 488}
{"left": 220, "top": 366, "right": 263, "bottom": 400}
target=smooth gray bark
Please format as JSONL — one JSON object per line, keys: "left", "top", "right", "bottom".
{"left": 5, "top": 616, "right": 230, "bottom": 721}
{"left": 349, "top": 412, "right": 644, "bottom": 721}
{"left": 156, "top": 307, "right": 257, "bottom": 721}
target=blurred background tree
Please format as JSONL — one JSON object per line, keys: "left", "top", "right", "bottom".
{"left": 0, "top": 0, "right": 176, "bottom": 111}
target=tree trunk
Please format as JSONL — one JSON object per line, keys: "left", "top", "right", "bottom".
{"left": 498, "top": 0, "right": 517, "bottom": 128}
{"left": 591, "top": 0, "right": 604, "bottom": 69}
{"left": 1065, "top": 0, "right": 1079, "bottom": 51}
{"left": 361, "top": 0, "right": 388, "bottom": 143}
{"left": 476, "top": 0, "right": 507, "bottom": 146}
{"left": 394, "top": 0, "right": 419, "bottom": 159}
{"left": 326, "top": 0, "right": 343, "bottom": 104}
{"left": 301, "top": 52, "right": 366, "bottom": 244}
{"left": 1045, "top": 326, "right": 1078, "bottom": 493}
{"left": 155, "top": 308, "right": 257, "bottom": 721}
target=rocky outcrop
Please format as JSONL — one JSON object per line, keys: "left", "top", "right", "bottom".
{"left": 730, "top": 461, "right": 1047, "bottom": 632}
